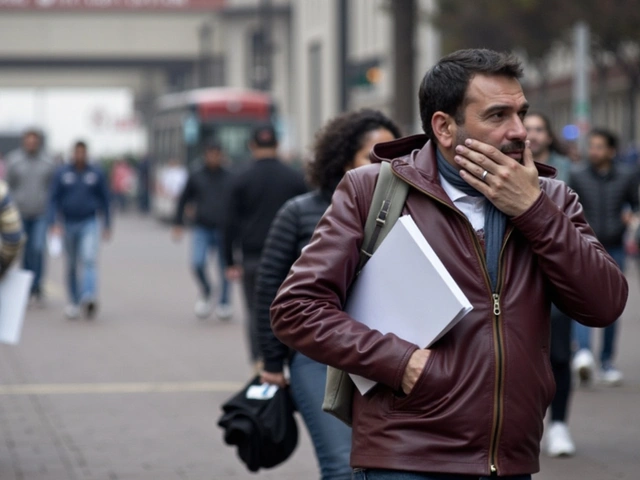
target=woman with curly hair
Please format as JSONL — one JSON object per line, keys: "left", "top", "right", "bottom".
{"left": 255, "top": 109, "right": 401, "bottom": 479}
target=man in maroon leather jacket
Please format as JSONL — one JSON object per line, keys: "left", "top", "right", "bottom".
{"left": 270, "top": 49, "right": 627, "bottom": 480}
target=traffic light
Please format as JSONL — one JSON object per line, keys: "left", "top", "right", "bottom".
{"left": 365, "top": 66, "right": 382, "bottom": 85}
{"left": 348, "top": 58, "right": 382, "bottom": 89}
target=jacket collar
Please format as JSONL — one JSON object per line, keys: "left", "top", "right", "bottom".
{"left": 371, "top": 134, "right": 558, "bottom": 204}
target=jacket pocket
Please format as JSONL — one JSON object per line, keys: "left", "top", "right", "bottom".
{"left": 390, "top": 349, "right": 442, "bottom": 414}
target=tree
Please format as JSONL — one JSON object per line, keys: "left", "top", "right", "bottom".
{"left": 570, "top": 0, "right": 640, "bottom": 143}
{"left": 432, "top": 0, "right": 575, "bottom": 108}
{"left": 433, "top": 0, "right": 640, "bottom": 144}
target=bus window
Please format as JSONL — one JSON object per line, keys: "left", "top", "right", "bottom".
{"left": 216, "top": 124, "right": 254, "bottom": 163}
{"left": 151, "top": 88, "right": 275, "bottom": 220}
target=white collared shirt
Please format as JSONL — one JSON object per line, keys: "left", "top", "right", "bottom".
{"left": 438, "top": 173, "right": 486, "bottom": 231}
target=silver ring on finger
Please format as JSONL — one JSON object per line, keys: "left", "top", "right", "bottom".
{"left": 481, "top": 170, "right": 489, "bottom": 181}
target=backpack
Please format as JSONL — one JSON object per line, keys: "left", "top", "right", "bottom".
{"left": 322, "top": 161, "right": 410, "bottom": 426}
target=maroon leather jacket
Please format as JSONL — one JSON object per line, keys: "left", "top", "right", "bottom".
{"left": 271, "top": 136, "right": 627, "bottom": 476}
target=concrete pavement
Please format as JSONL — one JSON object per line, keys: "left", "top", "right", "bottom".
{"left": 0, "top": 214, "right": 638, "bottom": 480}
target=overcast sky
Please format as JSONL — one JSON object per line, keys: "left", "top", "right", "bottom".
{"left": 0, "top": 88, "right": 147, "bottom": 158}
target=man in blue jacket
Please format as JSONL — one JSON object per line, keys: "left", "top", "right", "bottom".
{"left": 49, "top": 141, "right": 111, "bottom": 319}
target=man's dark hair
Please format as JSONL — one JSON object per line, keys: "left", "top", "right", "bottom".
{"left": 589, "top": 128, "right": 618, "bottom": 150}
{"left": 251, "top": 124, "right": 278, "bottom": 148}
{"left": 308, "top": 109, "right": 401, "bottom": 192}
{"left": 22, "top": 128, "right": 42, "bottom": 140}
{"left": 74, "top": 140, "right": 87, "bottom": 150}
{"left": 419, "top": 49, "right": 524, "bottom": 141}
{"left": 527, "top": 111, "right": 568, "bottom": 155}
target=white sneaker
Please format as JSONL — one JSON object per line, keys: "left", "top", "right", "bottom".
{"left": 64, "top": 304, "right": 80, "bottom": 320}
{"left": 215, "top": 303, "right": 233, "bottom": 320}
{"left": 572, "top": 349, "right": 596, "bottom": 386}
{"left": 599, "top": 366, "right": 623, "bottom": 386}
{"left": 194, "top": 297, "right": 212, "bottom": 319}
{"left": 546, "top": 422, "right": 576, "bottom": 457}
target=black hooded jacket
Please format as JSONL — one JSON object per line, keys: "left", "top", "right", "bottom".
{"left": 255, "top": 190, "right": 333, "bottom": 373}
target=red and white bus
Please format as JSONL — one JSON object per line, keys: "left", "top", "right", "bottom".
{"left": 151, "top": 87, "right": 276, "bottom": 219}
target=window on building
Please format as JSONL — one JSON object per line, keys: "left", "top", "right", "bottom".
{"left": 248, "top": 29, "right": 271, "bottom": 91}
{"left": 308, "top": 42, "right": 323, "bottom": 137}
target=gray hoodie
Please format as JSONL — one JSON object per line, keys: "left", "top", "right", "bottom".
{"left": 6, "top": 148, "right": 55, "bottom": 219}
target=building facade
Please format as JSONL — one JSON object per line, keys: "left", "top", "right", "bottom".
{"left": 211, "top": 0, "right": 440, "bottom": 154}
{"left": 0, "top": 0, "right": 441, "bottom": 156}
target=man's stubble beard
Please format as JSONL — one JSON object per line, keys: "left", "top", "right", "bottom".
{"left": 454, "top": 125, "right": 526, "bottom": 164}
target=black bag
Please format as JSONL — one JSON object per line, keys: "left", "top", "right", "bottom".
{"left": 217, "top": 376, "right": 298, "bottom": 472}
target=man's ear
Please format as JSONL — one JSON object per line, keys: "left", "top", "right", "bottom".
{"left": 431, "top": 112, "right": 455, "bottom": 149}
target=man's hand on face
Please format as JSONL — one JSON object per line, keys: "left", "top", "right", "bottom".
{"left": 454, "top": 139, "right": 541, "bottom": 217}
{"left": 401, "top": 349, "right": 431, "bottom": 395}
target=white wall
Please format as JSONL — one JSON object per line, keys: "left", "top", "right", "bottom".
{"left": 292, "top": 0, "right": 339, "bottom": 153}
{"left": 0, "top": 88, "right": 147, "bottom": 156}
{"left": 0, "top": 68, "right": 166, "bottom": 94}
{"left": 0, "top": 13, "right": 211, "bottom": 58}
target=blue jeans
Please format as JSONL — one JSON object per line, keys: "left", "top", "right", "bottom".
{"left": 573, "top": 245, "right": 625, "bottom": 368}
{"left": 22, "top": 215, "right": 48, "bottom": 294}
{"left": 191, "top": 226, "right": 229, "bottom": 305}
{"left": 64, "top": 217, "right": 100, "bottom": 305}
{"left": 289, "top": 353, "right": 352, "bottom": 480}
{"left": 352, "top": 470, "right": 531, "bottom": 480}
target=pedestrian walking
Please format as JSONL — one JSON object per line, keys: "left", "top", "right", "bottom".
{"left": 270, "top": 49, "right": 627, "bottom": 479}
{"left": 256, "top": 109, "right": 401, "bottom": 480}
{"left": 569, "top": 129, "right": 639, "bottom": 387}
{"left": 172, "top": 140, "right": 233, "bottom": 320}
{"left": 6, "top": 129, "right": 55, "bottom": 303}
{"left": 158, "top": 157, "right": 187, "bottom": 205}
{"left": 110, "top": 158, "right": 135, "bottom": 213}
{"left": 524, "top": 112, "right": 576, "bottom": 457}
{"left": 223, "top": 124, "right": 306, "bottom": 370}
{"left": 137, "top": 155, "right": 151, "bottom": 214}
{"left": 0, "top": 153, "right": 6, "bottom": 180}
{"left": 48, "top": 141, "right": 111, "bottom": 320}
{"left": 0, "top": 180, "right": 26, "bottom": 278}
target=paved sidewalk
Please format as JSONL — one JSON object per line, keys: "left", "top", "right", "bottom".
{"left": 0, "top": 214, "right": 637, "bottom": 479}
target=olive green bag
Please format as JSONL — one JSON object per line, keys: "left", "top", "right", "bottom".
{"left": 322, "top": 161, "right": 410, "bottom": 426}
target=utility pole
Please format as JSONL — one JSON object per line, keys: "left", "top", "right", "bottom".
{"left": 338, "top": 0, "right": 349, "bottom": 112}
{"left": 573, "top": 21, "right": 591, "bottom": 156}
{"left": 392, "top": 0, "right": 417, "bottom": 134}
{"left": 257, "top": 0, "right": 274, "bottom": 92}
{"left": 198, "top": 21, "right": 213, "bottom": 88}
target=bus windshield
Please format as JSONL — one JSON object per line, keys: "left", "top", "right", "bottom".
{"left": 201, "top": 122, "right": 257, "bottom": 165}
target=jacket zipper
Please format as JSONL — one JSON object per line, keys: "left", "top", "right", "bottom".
{"left": 488, "top": 228, "right": 513, "bottom": 474}
{"left": 395, "top": 172, "right": 513, "bottom": 476}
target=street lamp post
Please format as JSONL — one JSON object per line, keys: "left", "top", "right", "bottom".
{"left": 199, "top": 21, "right": 213, "bottom": 88}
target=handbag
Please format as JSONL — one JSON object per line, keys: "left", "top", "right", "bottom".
{"left": 322, "top": 161, "right": 409, "bottom": 426}
{"left": 218, "top": 375, "right": 298, "bottom": 472}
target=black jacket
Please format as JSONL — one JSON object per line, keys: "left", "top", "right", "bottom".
{"left": 223, "top": 158, "right": 307, "bottom": 265}
{"left": 569, "top": 162, "right": 639, "bottom": 247}
{"left": 218, "top": 376, "right": 298, "bottom": 472}
{"left": 174, "top": 165, "right": 231, "bottom": 229}
{"left": 256, "top": 190, "right": 332, "bottom": 373}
